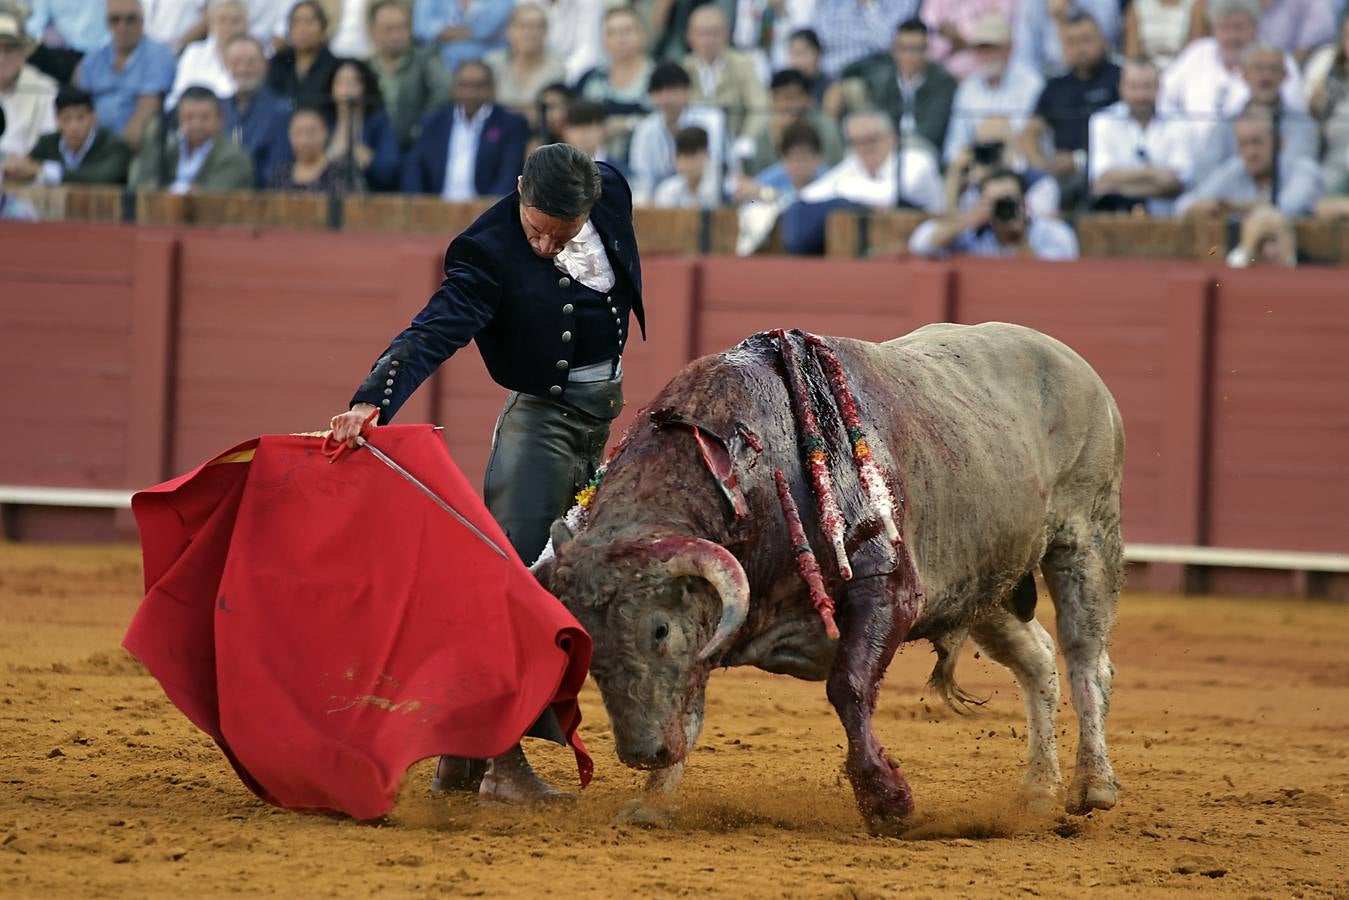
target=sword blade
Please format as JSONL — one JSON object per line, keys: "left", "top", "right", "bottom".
{"left": 355, "top": 435, "right": 510, "bottom": 560}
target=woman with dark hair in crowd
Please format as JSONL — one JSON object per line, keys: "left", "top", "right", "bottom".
{"left": 323, "top": 58, "right": 401, "bottom": 190}
{"left": 786, "top": 28, "right": 831, "bottom": 105}
{"left": 266, "top": 1, "right": 340, "bottom": 107}
{"left": 532, "top": 81, "right": 572, "bottom": 148}
{"left": 267, "top": 105, "right": 366, "bottom": 194}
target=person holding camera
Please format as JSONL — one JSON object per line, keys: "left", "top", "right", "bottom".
{"left": 943, "top": 117, "right": 1061, "bottom": 220}
{"left": 909, "top": 168, "right": 1079, "bottom": 260}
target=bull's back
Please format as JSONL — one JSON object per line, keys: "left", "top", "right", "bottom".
{"left": 837, "top": 323, "right": 1123, "bottom": 616}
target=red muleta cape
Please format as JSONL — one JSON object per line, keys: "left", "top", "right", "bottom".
{"left": 123, "top": 425, "right": 593, "bottom": 820}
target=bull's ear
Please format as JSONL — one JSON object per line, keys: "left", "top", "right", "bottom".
{"left": 550, "top": 517, "right": 577, "bottom": 552}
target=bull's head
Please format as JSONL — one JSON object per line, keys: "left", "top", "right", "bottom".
{"left": 535, "top": 523, "right": 749, "bottom": 770}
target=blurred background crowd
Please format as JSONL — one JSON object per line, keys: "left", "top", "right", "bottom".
{"left": 2, "top": 0, "right": 1348, "bottom": 265}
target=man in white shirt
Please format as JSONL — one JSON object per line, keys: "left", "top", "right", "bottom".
{"left": 944, "top": 13, "right": 1044, "bottom": 165}
{"left": 652, "top": 125, "right": 718, "bottom": 209}
{"left": 783, "top": 109, "right": 943, "bottom": 253}
{"left": 541, "top": 0, "right": 605, "bottom": 85}
{"left": 1088, "top": 59, "right": 1192, "bottom": 215}
{"left": 169, "top": 0, "right": 249, "bottom": 108}
{"left": 1159, "top": 0, "right": 1303, "bottom": 145}
{"left": 0, "top": 12, "right": 57, "bottom": 159}
{"left": 142, "top": 0, "right": 208, "bottom": 53}
{"left": 329, "top": 0, "right": 372, "bottom": 58}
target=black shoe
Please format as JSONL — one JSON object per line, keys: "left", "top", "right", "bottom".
{"left": 430, "top": 755, "right": 487, "bottom": 792}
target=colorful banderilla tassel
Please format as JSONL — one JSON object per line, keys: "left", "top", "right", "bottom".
{"left": 775, "top": 469, "right": 839, "bottom": 640}
{"left": 773, "top": 330, "right": 852, "bottom": 580}
{"left": 807, "top": 335, "right": 902, "bottom": 546}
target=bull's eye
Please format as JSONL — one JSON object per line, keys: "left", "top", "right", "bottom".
{"left": 654, "top": 622, "right": 669, "bottom": 643}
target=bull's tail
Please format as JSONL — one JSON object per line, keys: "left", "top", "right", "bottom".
{"left": 926, "top": 628, "right": 988, "bottom": 715}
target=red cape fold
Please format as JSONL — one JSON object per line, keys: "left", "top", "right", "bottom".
{"left": 123, "top": 426, "right": 593, "bottom": 820}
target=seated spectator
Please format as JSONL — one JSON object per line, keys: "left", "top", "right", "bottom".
{"left": 945, "top": 116, "right": 1061, "bottom": 220}
{"left": 325, "top": 58, "right": 400, "bottom": 191}
{"left": 413, "top": 0, "right": 511, "bottom": 75}
{"left": 543, "top": 0, "right": 607, "bottom": 85}
{"left": 918, "top": 0, "right": 1014, "bottom": 80}
{"left": 130, "top": 86, "right": 255, "bottom": 192}
{"left": 628, "top": 61, "right": 727, "bottom": 204}
{"left": 561, "top": 97, "right": 619, "bottom": 170}
{"left": 1194, "top": 43, "right": 1319, "bottom": 174}
{"left": 1124, "top": 0, "right": 1205, "bottom": 69}
{"left": 1012, "top": 0, "right": 1122, "bottom": 77}
{"left": 1225, "top": 203, "right": 1297, "bottom": 267}
{"left": 267, "top": 1, "right": 340, "bottom": 108}
{"left": 170, "top": 0, "right": 249, "bottom": 109}
{"left": 535, "top": 81, "right": 572, "bottom": 147}
{"left": 783, "top": 110, "right": 944, "bottom": 254}
{"left": 742, "top": 118, "right": 827, "bottom": 205}
{"left": 1176, "top": 107, "right": 1324, "bottom": 219}
{"left": 734, "top": 121, "right": 827, "bottom": 256}
{"left": 2, "top": 86, "right": 131, "bottom": 186}
{"left": 74, "top": 0, "right": 176, "bottom": 153}
{"left": 651, "top": 124, "right": 717, "bottom": 208}
{"left": 1160, "top": 0, "right": 1304, "bottom": 145}
{"left": 366, "top": 0, "right": 450, "bottom": 151}
{"left": 268, "top": 105, "right": 365, "bottom": 193}
{"left": 400, "top": 60, "right": 529, "bottom": 199}
{"left": 142, "top": 0, "right": 207, "bottom": 55}
{"left": 486, "top": 4, "right": 566, "bottom": 126}
{"left": 221, "top": 35, "right": 292, "bottom": 189}
{"left": 1017, "top": 12, "right": 1120, "bottom": 210}
{"left": 909, "top": 168, "right": 1080, "bottom": 259}
{"left": 1258, "top": 0, "right": 1335, "bottom": 67}
{"left": 26, "top": 0, "right": 109, "bottom": 54}
{"left": 944, "top": 13, "right": 1044, "bottom": 165}
{"left": 830, "top": 18, "right": 957, "bottom": 161}
{"left": 682, "top": 5, "right": 769, "bottom": 144}
{"left": 812, "top": 0, "right": 916, "bottom": 78}
{"left": 0, "top": 106, "right": 38, "bottom": 220}
{"left": 1087, "top": 59, "right": 1192, "bottom": 215}
{"left": 786, "top": 28, "right": 831, "bottom": 105}
{"left": 1307, "top": 19, "right": 1349, "bottom": 190}
{"left": 0, "top": 12, "right": 57, "bottom": 159}
{"left": 578, "top": 7, "right": 654, "bottom": 162}
{"left": 742, "top": 69, "right": 843, "bottom": 178}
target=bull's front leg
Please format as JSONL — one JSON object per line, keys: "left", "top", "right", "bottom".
{"left": 613, "top": 709, "right": 703, "bottom": 828}
{"left": 826, "top": 573, "right": 914, "bottom": 835}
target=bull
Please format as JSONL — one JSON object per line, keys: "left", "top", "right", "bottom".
{"left": 532, "top": 323, "right": 1125, "bottom": 834}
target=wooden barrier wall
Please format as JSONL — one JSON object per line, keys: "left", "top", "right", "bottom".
{"left": 3, "top": 221, "right": 1347, "bottom": 595}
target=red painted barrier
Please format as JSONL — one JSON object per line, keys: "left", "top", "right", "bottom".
{"left": 2, "top": 221, "right": 1347, "bottom": 594}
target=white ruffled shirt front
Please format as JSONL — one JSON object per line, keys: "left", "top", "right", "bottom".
{"left": 552, "top": 219, "right": 615, "bottom": 292}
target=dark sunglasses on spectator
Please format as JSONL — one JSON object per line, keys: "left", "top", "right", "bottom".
{"left": 108, "top": 14, "right": 141, "bottom": 24}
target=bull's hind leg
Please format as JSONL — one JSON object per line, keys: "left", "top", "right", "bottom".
{"left": 969, "top": 607, "right": 1062, "bottom": 803}
{"left": 826, "top": 574, "right": 914, "bottom": 834}
{"left": 1042, "top": 517, "right": 1123, "bottom": 815}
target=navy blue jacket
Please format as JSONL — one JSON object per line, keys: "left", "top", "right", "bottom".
{"left": 221, "top": 87, "right": 293, "bottom": 189}
{"left": 352, "top": 161, "right": 645, "bottom": 421}
{"left": 400, "top": 103, "right": 530, "bottom": 197}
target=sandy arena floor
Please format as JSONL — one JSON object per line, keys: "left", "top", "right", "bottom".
{"left": 1, "top": 544, "right": 1346, "bottom": 899}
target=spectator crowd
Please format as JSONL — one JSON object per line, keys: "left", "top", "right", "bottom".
{"left": 2, "top": 0, "right": 1349, "bottom": 265}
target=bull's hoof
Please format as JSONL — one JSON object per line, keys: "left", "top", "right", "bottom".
{"left": 1065, "top": 775, "right": 1118, "bottom": 815}
{"left": 613, "top": 799, "right": 676, "bottom": 829}
{"left": 1016, "top": 778, "right": 1060, "bottom": 815}
{"left": 864, "top": 810, "right": 912, "bottom": 838}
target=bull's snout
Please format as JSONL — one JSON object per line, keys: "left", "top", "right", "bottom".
{"left": 616, "top": 738, "right": 679, "bottom": 770}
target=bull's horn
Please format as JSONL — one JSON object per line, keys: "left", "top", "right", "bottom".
{"left": 651, "top": 537, "right": 750, "bottom": 661}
